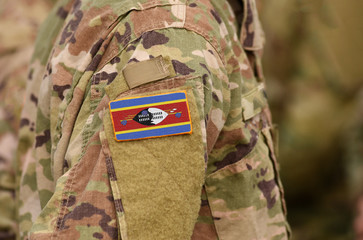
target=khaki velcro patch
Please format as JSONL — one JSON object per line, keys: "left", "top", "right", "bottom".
{"left": 123, "top": 55, "right": 174, "bottom": 89}
{"left": 103, "top": 87, "right": 205, "bottom": 240}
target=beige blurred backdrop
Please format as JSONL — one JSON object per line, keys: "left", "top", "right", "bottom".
{"left": 259, "top": 0, "right": 363, "bottom": 239}
{"left": 0, "top": 0, "right": 54, "bottom": 238}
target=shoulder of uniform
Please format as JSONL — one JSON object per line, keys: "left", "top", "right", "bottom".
{"left": 46, "top": 0, "right": 230, "bottom": 73}
{"left": 104, "top": 0, "right": 228, "bottom": 66}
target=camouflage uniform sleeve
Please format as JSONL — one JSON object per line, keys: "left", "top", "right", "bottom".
{"left": 88, "top": 2, "right": 289, "bottom": 238}
{"left": 99, "top": 26, "right": 229, "bottom": 240}
{"left": 17, "top": 0, "right": 289, "bottom": 239}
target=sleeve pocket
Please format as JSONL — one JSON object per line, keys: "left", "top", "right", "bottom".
{"left": 204, "top": 83, "right": 290, "bottom": 239}
{"left": 101, "top": 76, "right": 207, "bottom": 240}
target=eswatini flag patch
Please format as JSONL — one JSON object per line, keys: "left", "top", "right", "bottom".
{"left": 109, "top": 91, "right": 192, "bottom": 141}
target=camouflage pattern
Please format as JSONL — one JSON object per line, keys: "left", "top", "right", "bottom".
{"left": 0, "top": 0, "right": 54, "bottom": 239}
{"left": 259, "top": 0, "right": 363, "bottom": 239}
{"left": 16, "top": 0, "right": 289, "bottom": 239}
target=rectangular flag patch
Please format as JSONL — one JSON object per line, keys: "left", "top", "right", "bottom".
{"left": 109, "top": 91, "right": 192, "bottom": 141}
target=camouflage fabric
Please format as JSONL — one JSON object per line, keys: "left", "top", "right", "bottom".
{"left": 259, "top": 0, "right": 363, "bottom": 239}
{"left": 0, "top": 0, "right": 54, "bottom": 239}
{"left": 17, "top": 0, "right": 290, "bottom": 239}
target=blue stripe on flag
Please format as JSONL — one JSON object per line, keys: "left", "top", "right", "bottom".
{"left": 110, "top": 92, "right": 186, "bottom": 110}
{"left": 115, "top": 124, "right": 191, "bottom": 141}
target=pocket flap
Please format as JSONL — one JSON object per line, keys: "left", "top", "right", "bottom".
{"left": 241, "top": 83, "right": 268, "bottom": 121}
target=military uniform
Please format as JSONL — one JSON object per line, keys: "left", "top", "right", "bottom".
{"left": 17, "top": 0, "right": 289, "bottom": 239}
{"left": 0, "top": 0, "right": 54, "bottom": 239}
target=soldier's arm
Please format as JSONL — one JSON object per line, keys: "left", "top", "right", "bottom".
{"left": 99, "top": 25, "right": 229, "bottom": 239}
{"left": 17, "top": 1, "right": 289, "bottom": 239}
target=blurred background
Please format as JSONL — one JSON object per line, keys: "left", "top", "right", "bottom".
{"left": 259, "top": 0, "right": 363, "bottom": 239}
{"left": 0, "top": 0, "right": 55, "bottom": 239}
{"left": 0, "top": 0, "right": 362, "bottom": 239}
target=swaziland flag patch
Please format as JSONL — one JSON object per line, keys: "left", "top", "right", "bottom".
{"left": 109, "top": 91, "right": 192, "bottom": 141}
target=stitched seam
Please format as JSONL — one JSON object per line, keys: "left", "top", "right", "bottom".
{"left": 101, "top": 130, "right": 128, "bottom": 239}
{"left": 51, "top": 160, "right": 81, "bottom": 239}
